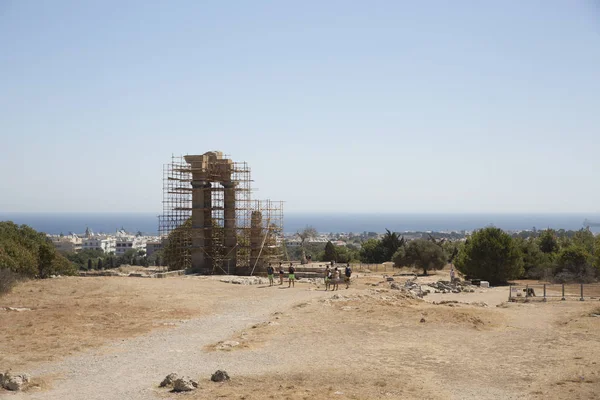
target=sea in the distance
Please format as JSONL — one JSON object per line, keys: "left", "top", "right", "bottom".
{"left": 1, "top": 212, "right": 599, "bottom": 235}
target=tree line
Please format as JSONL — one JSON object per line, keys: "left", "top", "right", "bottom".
{"left": 63, "top": 248, "right": 161, "bottom": 271}
{"left": 0, "top": 221, "right": 77, "bottom": 289}
{"left": 357, "top": 226, "right": 600, "bottom": 285}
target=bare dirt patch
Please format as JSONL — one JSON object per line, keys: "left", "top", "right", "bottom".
{"left": 186, "top": 288, "right": 599, "bottom": 400}
{"left": 0, "top": 276, "right": 224, "bottom": 369}
{"left": 2, "top": 275, "right": 599, "bottom": 399}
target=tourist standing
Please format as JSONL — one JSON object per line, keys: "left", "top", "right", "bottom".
{"left": 324, "top": 265, "right": 331, "bottom": 290}
{"left": 344, "top": 263, "right": 352, "bottom": 289}
{"left": 279, "top": 263, "right": 284, "bottom": 285}
{"left": 450, "top": 266, "right": 455, "bottom": 283}
{"left": 267, "top": 263, "right": 274, "bottom": 286}
{"left": 288, "top": 263, "right": 296, "bottom": 288}
{"left": 332, "top": 267, "right": 340, "bottom": 291}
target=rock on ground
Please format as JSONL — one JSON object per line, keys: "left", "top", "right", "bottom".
{"left": 211, "top": 370, "right": 230, "bottom": 382}
{"left": 173, "top": 377, "right": 198, "bottom": 392}
{"left": 0, "top": 371, "right": 31, "bottom": 391}
{"left": 159, "top": 373, "right": 179, "bottom": 388}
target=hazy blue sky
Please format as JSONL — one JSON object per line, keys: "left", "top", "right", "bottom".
{"left": 1, "top": 1, "right": 599, "bottom": 214}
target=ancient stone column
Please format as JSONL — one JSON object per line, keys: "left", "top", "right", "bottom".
{"left": 222, "top": 181, "right": 237, "bottom": 272}
{"left": 202, "top": 182, "right": 213, "bottom": 273}
{"left": 190, "top": 180, "right": 209, "bottom": 272}
{"left": 250, "top": 211, "right": 263, "bottom": 272}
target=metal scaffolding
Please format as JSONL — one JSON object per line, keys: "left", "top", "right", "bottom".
{"left": 158, "top": 152, "right": 283, "bottom": 275}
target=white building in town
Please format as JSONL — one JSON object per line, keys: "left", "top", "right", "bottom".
{"left": 48, "top": 235, "right": 82, "bottom": 253}
{"left": 81, "top": 236, "right": 116, "bottom": 254}
{"left": 115, "top": 235, "right": 146, "bottom": 255}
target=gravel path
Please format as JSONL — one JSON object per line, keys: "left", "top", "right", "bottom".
{"left": 7, "top": 284, "right": 328, "bottom": 400}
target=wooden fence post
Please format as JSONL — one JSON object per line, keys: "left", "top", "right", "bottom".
{"left": 543, "top": 284, "right": 547, "bottom": 302}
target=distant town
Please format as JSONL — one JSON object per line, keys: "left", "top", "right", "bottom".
{"left": 48, "top": 226, "right": 578, "bottom": 257}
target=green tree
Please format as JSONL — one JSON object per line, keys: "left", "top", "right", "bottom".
{"left": 455, "top": 227, "right": 523, "bottom": 285}
{"left": 97, "top": 258, "right": 103, "bottom": 270}
{"left": 38, "top": 242, "right": 56, "bottom": 278}
{"left": 323, "top": 241, "right": 338, "bottom": 262}
{"left": 572, "top": 228, "right": 595, "bottom": 254}
{"left": 359, "top": 239, "right": 386, "bottom": 263}
{"left": 335, "top": 245, "right": 360, "bottom": 263}
{"left": 538, "top": 229, "right": 559, "bottom": 254}
{"left": 554, "top": 246, "right": 595, "bottom": 282}
{"left": 395, "top": 239, "right": 446, "bottom": 275}
{"left": 594, "top": 236, "right": 600, "bottom": 271}
{"left": 516, "top": 238, "right": 551, "bottom": 279}
{"left": 380, "top": 229, "right": 405, "bottom": 261}
{"left": 0, "top": 221, "right": 75, "bottom": 278}
{"left": 87, "top": 259, "right": 92, "bottom": 270}
{"left": 392, "top": 246, "right": 406, "bottom": 267}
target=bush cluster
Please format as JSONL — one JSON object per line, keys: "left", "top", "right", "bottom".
{"left": 0, "top": 221, "right": 76, "bottom": 278}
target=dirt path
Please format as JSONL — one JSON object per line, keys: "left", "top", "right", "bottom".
{"left": 6, "top": 280, "right": 329, "bottom": 400}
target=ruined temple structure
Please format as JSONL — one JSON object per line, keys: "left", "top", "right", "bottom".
{"left": 159, "top": 151, "right": 283, "bottom": 275}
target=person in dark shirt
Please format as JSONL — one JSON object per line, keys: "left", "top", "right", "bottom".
{"left": 266, "top": 263, "right": 274, "bottom": 286}
{"left": 344, "top": 263, "right": 352, "bottom": 289}
{"left": 288, "top": 263, "right": 296, "bottom": 288}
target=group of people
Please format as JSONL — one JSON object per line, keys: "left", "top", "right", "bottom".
{"left": 324, "top": 263, "right": 352, "bottom": 291}
{"left": 264, "top": 261, "right": 352, "bottom": 290}
{"left": 266, "top": 262, "right": 297, "bottom": 288}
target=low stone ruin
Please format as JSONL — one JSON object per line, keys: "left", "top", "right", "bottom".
{"left": 219, "top": 276, "right": 267, "bottom": 285}
{"left": 427, "top": 280, "right": 475, "bottom": 294}
{"left": 0, "top": 371, "right": 30, "bottom": 391}
{"left": 387, "top": 279, "right": 476, "bottom": 298}
{"left": 389, "top": 280, "right": 424, "bottom": 298}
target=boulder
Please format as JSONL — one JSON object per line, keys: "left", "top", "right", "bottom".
{"left": 173, "top": 377, "right": 198, "bottom": 392}
{"left": 159, "top": 373, "right": 179, "bottom": 387}
{"left": 0, "top": 371, "right": 30, "bottom": 391}
{"left": 211, "top": 370, "right": 230, "bottom": 382}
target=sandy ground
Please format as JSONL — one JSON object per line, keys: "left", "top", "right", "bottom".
{"left": 1, "top": 274, "right": 599, "bottom": 400}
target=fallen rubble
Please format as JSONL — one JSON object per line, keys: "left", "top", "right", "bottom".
{"left": 0, "top": 371, "right": 30, "bottom": 391}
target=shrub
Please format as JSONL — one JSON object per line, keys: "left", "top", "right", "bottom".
{"left": 0, "top": 269, "right": 22, "bottom": 296}
{"left": 0, "top": 221, "right": 76, "bottom": 278}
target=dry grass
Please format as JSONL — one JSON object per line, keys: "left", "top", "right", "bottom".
{"left": 162, "top": 371, "right": 441, "bottom": 400}
{"left": 179, "top": 288, "right": 600, "bottom": 400}
{"left": 0, "top": 277, "right": 218, "bottom": 369}
{"left": 2, "top": 275, "right": 600, "bottom": 399}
